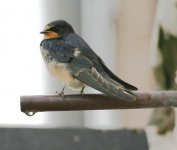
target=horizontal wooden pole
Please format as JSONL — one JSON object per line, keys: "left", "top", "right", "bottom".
{"left": 20, "top": 91, "right": 177, "bottom": 114}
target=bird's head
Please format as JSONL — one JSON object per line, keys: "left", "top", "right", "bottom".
{"left": 40, "top": 20, "right": 74, "bottom": 39}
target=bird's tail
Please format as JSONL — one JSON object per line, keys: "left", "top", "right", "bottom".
{"left": 82, "top": 70, "right": 137, "bottom": 100}
{"left": 105, "top": 83, "right": 137, "bottom": 101}
{"left": 75, "top": 67, "right": 137, "bottom": 101}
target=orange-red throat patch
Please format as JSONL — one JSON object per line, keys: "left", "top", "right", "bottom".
{"left": 44, "top": 31, "right": 60, "bottom": 39}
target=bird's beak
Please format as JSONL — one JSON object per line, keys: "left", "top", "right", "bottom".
{"left": 40, "top": 31, "right": 49, "bottom": 34}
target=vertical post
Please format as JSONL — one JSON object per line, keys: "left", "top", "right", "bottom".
{"left": 39, "top": 0, "right": 83, "bottom": 127}
{"left": 116, "top": 0, "right": 157, "bottom": 129}
{"left": 81, "top": 0, "right": 124, "bottom": 129}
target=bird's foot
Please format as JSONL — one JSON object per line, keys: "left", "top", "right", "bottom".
{"left": 80, "top": 86, "right": 85, "bottom": 96}
{"left": 56, "top": 85, "right": 66, "bottom": 100}
{"left": 80, "top": 90, "right": 84, "bottom": 96}
{"left": 56, "top": 91, "right": 65, "bottom": 100}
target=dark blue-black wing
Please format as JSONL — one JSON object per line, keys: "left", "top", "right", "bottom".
{"left": 63, "top": 33, "right": 137, "bottom": 90}
{"left": 68, "top": 56, "right": 136, "bottom": 101}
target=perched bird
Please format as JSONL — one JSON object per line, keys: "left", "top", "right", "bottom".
{"left": 40, "top": 20, "right": 137, "bottom": 100}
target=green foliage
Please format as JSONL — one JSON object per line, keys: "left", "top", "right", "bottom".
{"left": 154, "top": 27, "right": 177, "bottom": 90}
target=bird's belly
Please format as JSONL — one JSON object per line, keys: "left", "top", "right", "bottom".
{"left": 46, "top": 60, "right": 84, "bottom": 89}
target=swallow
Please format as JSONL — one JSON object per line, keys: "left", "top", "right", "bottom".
{"left": 40, "top": 20, "right": 138, "bottom": 100}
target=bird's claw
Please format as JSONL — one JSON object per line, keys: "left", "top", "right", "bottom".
{"left": 56, "top": 91, "right": 65, "bottom": 100}
{"left": 80, "top": 86, "right": 85, "bottom": 96}
{"left": 80, "top": 90, "right": 84, "bottom": 96}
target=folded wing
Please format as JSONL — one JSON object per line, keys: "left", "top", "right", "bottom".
{"left": 68, "top": 56, "right": 136, "bottom": 101}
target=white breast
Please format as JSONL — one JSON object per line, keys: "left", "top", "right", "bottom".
{"left": 41, "top": 49, "right": 84, "bottom": 89}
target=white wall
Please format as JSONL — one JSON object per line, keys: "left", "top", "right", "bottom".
{"left": 0, "top": 0, "right": 45, "bottom": 126}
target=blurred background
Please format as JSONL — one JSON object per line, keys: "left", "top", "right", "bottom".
{"left": 0, "top": 0, "right": 177, "bottom": 148}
